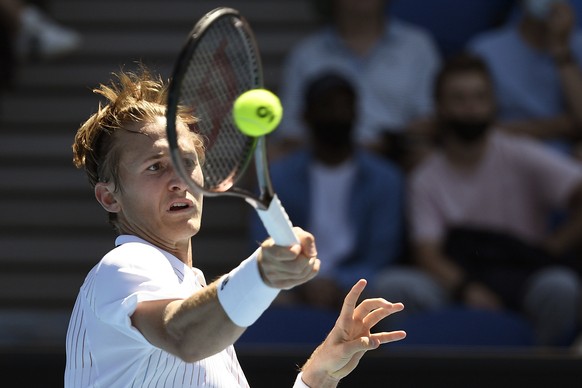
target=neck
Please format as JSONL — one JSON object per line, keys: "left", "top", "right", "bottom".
{"left": 120, "top": 227, "right": 194, "bottom": 266}
{"left": 443, "top": 134, "right": 489, "bottom": 168}
{"left": 519, "top": 16, "right": 547, "bottom": 50}
{"left": 314, "top": 146, "right": 354, "bottom": 166}
{"left": 336, "top": 13, "right": 384, "bottom": 55}
{"left": 173, "top": 241, "right": 193, "bottom": 267}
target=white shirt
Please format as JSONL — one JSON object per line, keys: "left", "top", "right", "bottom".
{"left": 65, "top": 235, "right": 249, "bottom": 388}
{"left": 309, "top": 160, "right": 357, "bottom": 276}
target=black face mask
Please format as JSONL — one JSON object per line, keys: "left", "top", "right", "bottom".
{"left": 310, "top": 120, "right": 353, "bottom": 148}
{"left": 444, "top": 118, "right": 492, "bottom": 143}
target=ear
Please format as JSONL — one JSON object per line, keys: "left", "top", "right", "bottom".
{"left": 95, "top": 182, "right": 121, "bottom": 213}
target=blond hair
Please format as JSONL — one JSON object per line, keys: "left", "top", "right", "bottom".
{"left": 72, "top": 65, "right": 203, "bottom": 229}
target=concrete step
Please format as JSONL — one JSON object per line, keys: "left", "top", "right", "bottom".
{"left": 51, "top": 0, "right": 316, "bottom": 27}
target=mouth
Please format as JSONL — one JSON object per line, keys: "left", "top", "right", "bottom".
{"left": 168, "top": 200, "right": 195, "bottom": 212}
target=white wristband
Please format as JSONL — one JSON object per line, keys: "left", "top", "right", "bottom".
{"left": 292, "top": 372, "right": 310, "bottom": 388}
{"left": 217, "top": 250, "right": 279, "bottom": 327}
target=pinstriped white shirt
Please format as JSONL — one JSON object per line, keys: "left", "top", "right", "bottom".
{"left": 64, "top": 235, "right": 249, "bottom": 388}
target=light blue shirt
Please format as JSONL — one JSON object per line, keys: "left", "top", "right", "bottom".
{"left": 276, "top": 19, "right": 441, "bottom": 144}
{"left": 468, "top": 24, "right": 582, "bottom": 121}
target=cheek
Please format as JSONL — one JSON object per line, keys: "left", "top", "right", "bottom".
{"left": 192, "top": 167, "right": 204, "bottom": 186}
{"left": 119, "top": 182, "right": 159, "bottom": 214}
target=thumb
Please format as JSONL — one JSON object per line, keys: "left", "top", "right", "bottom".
{"left": 342, "top": 336, "right": 380, "bottom": 358}
{"left": 301, "top": 234, "right": 317, "bottom": 257}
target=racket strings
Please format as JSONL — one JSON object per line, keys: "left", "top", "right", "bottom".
{"left": 178, "top": 15, "right": 258, "bottom": 192}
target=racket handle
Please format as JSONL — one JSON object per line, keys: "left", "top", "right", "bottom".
{"left": 255, "top": 194, "right": 299, "bottom": 246}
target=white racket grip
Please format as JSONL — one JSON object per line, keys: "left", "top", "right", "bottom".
{"left": 256, "top": 194, "right": 299, "bottom": 246}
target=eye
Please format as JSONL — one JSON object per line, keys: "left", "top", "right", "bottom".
{"left": 147, "top": 162, "right": 162, "bottom": 172}
{"left": 183, "top": 156, "right": 197, "bottom": 170}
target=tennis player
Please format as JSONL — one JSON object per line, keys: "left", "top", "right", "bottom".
{"left": 64, "top": 67, "right": 406, "bottom": 388}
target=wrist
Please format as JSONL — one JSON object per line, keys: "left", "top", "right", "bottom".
{"left": 217, "top": 250, "right": 279, "bottom": 327}
{"left": 293, "top": 372, "right": 311, "bottom": 388}
{"left": 300, "top": 369, "right": 340, "bottom": 388}
{"left": 300, "top": 350, "right": 341, "bottom": 388}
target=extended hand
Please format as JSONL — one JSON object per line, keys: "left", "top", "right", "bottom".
{"left": 300, "top": 279, "right": 406, "bottom": 387}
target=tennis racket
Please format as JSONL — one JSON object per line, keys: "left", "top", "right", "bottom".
{"left": 165, "top": 7, "right": 298, "bottom": 247}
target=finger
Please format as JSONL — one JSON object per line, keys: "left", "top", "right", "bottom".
{"left": 260, "top": 243, "right": 302, "bottom": 263}
{"left": 295, "top": 256, "right": 320, "bottom": 279}
{"left": 354, "top": 299, "right": 404, "bottom": 323}
{"left": 293, "top": 227, "right": 318, "bottom": 258}
{"left": 362, "top": 303, "right": 405, "bottom": 330}
{"left": 341, "top": 333, "right": 384, "bottom": 357}
{"left": 262, "top": 257, "right": 320, "bottom": 289}
{"left": 263, "top": 255, "right": 319, "bottom": 277}
{"left": 338, "top": 279, "right": 367, "bottom": 323}
{"left": 343, "top": 330, "right": 407, "bottom": 356}
{"left": 359, "top": 299, "right": 404, "bottom": 313}
{"left": 352, "top": 298, "right": 387, "bottom": 322}
{"left": 370, "top": 330, "right": 407, "bottom": 345}
{"left": 351, "top": 296, "right": 394, "bottom": 322}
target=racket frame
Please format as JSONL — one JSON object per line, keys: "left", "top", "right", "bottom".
{"left": 166, "top": 7, "right": 298, "bottom": 245}
{"left": 166, "top": 7, "right": 275, "bottom": 211}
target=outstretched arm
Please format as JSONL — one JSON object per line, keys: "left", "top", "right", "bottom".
{"left": 548, "top": 2, "right": 582, "bottom": 128}
{"left": 132, "top": 227, "right": 320, "bottom": 363}
{"left": 297, "top": 279, "right": 406, "bottom": 388}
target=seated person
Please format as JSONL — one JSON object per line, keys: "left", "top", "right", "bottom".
{"left": 374, "top": 53, "right": 582, "bottom": 346}
{"left": 271, "top": 0, "right": 441, "bottom": 159}
{"left": 250, "top": 71, "right": 405, "bottom": 310}
{"left": 468, "top": 0, "right": 582, "bottom": 154}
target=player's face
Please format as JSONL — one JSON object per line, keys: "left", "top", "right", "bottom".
{"left": 111, "top": 117, "right": 204, "bottom": 247}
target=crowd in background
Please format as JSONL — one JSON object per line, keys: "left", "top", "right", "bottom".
{"left": 2, "top": 0, "right": 582, "bottom": 351}
{"left": 250, "top": 0, "right": 582, "bottom": 350}
{"left": 0, "top": 0, "right": 81, "bottom": 91}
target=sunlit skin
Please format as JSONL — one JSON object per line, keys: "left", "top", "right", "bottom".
{"left": 95, "top": 116, "right": 203, "bottom": 265}
{"left": 91, "top": 118, "right": 322, "bottom": 363}
{"left": 66, "top": 69, "right": 408, "bottom": 385}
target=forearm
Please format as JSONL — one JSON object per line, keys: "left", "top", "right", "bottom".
{"left": 414, "top": 241, "right": 465, "bottom": 291}
{"left": 545, "top": 186, "right": 582, "bottom": 255}
{"left": 555, "top": 52, "right": 582, "bottom": 129}
{"left": 499, "top": 115, "right": 577, "bottom": 139}
{"left": 545, "top": 210, "right": 582, "bottom": 256}
{"left": 161, "top": 252, "right": 279, "bottom": 361}
{"left": 164, "top": 285, "right": 245, "bottom": 362}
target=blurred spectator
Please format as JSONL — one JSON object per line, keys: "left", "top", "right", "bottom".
{"left": 374, "top": 53, "right": 582, "bottom": 346}
{"left": 250, "top": 72, "right": 405, "bottom": 310}
{"left": 270, "top": 0, "right": 441, "bottom": 160}
{"left": 468, "top": 0, "right": 582, "bottom": 154}
{"left": 389, "top": 0, "right": 515, "bottom": 58}
{"left": 0, "top": 0, "right": 81, "bottom": 88}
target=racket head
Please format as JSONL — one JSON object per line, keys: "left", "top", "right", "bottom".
{"left": 166, "top": 7, "right": 262, "bottom": 197}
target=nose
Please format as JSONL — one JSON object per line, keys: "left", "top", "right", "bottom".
{"left": 168, "top": 167, "right": 188, "bottom": 192}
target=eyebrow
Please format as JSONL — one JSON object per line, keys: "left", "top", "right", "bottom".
{"left": 123, "top": 149, "right": 165, "bottom": 171}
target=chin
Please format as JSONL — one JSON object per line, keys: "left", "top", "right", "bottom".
{"left": 187, "top": 220, "right": 202, "bottom": 235}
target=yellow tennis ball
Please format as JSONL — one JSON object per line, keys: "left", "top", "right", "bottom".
{"left": 233, "top": 89, "right": 283, "bottom": 137}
